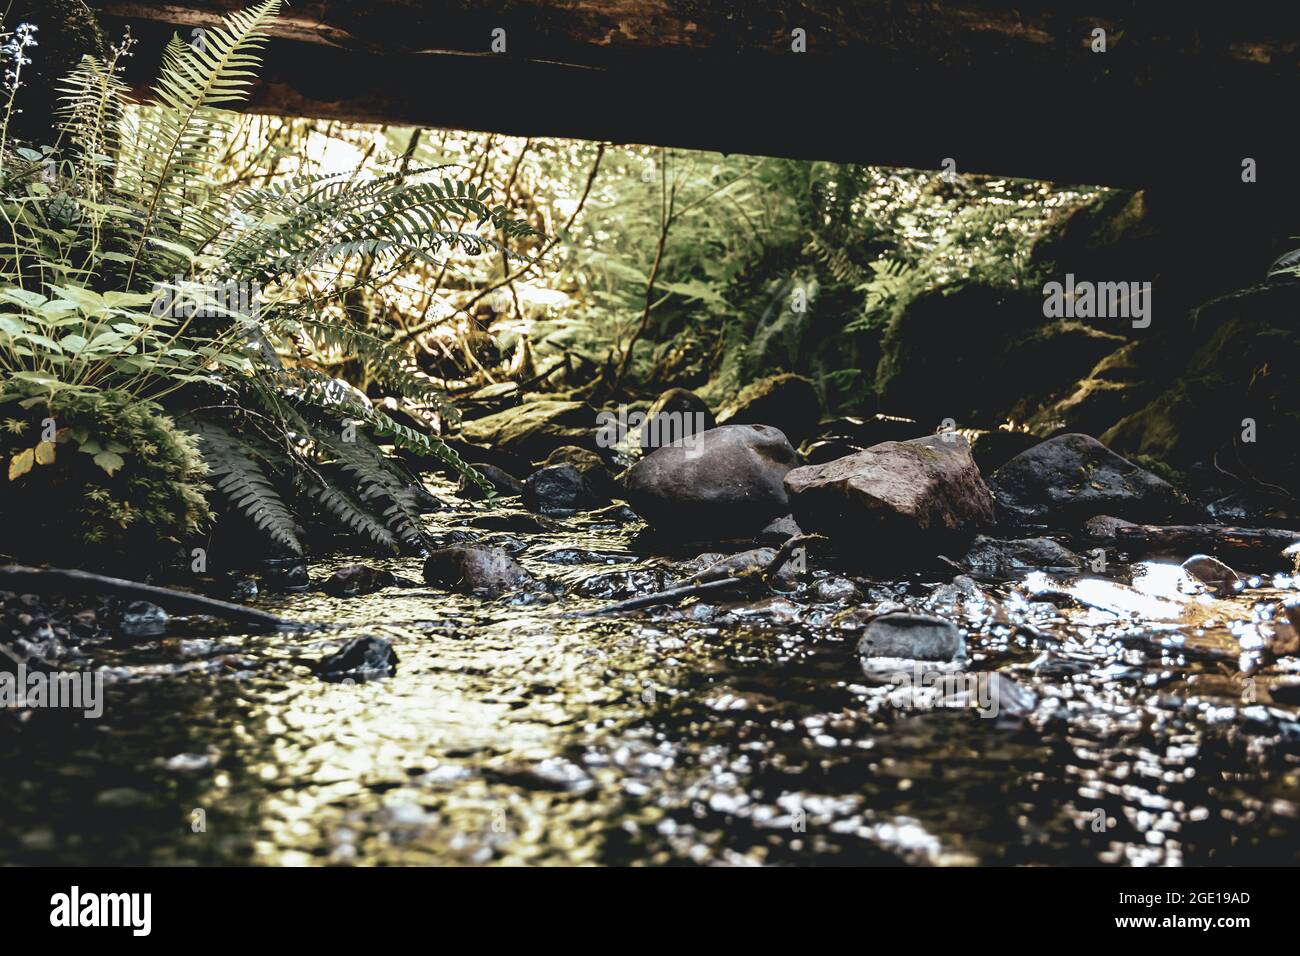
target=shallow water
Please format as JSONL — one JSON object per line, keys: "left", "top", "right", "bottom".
{"left": 4, "top": 483, "right": 1300, "bottom": 866}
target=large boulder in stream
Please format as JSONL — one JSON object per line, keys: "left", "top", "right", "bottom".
{"left": 784, "top": 434, "right": 994, "bottom": 554}
{"left": 990, "top": 433, "right": 1182, "bottom": 526}
{"left": 624, "top": 424, "right": 799, "bottom": 537}
{"left": 458, "top": 400, "right": 597, "bottom": 460}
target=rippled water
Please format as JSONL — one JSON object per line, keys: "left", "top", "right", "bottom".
{"left": 4, "top": 481, "right": 1300, "bottom": 866}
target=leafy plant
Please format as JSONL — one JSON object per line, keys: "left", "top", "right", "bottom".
{"left": 0, "top": 388, "right": 210, "bottom": 568}
{"left": 0, "top": 2, "right": 539, "bottom": 562}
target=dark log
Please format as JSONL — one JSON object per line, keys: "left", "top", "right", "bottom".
{"left": 1114, "top": 525, "right": 1300, "bottom": 567}
{"left": 572, "top": 575, "right": 745, "bottom": 617}
{"left": 82, "top": 1, "right": 1300, "bottom": 196}
{"left": 0, "top": 564, "right": 295, "bottom": 630}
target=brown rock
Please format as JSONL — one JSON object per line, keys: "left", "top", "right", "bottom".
{"left": 784, "top": 435, "right": 994, "bottom": 551}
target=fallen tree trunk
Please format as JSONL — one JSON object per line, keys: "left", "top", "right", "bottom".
{"left": 1114, "top": 524, "right": 1300, "bottom": 566}
{"left": 82, "top": 0, "right": 1300, "bottom": 194}
{"left": 0, "top": 564, "right": 295, "bottom": 630}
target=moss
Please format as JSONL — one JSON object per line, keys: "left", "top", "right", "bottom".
{"left": 0, "top": 390, "right": 210, "bottom": 571}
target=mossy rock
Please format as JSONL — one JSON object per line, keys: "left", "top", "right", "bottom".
{"left": 717, "top": 373, "right": 821, "bottom": 446}
{"left": 875, "top": 281, "right": 1121, "bottom": 428}
{"left": 0, "top": 389, "right": 210, "bottom": 571}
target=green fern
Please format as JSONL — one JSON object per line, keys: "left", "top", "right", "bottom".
{"left": 187, "top": 418, "right": 303, "bottom": 556}
{"left": 306, "top": 481, "right": 399, "bottom": 553}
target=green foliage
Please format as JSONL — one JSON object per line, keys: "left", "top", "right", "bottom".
{"left": 0, "top": 388, "right": 210, "bottom": 568}
{"left": 0, "top": 3, "right": 536, "bottom": 561}
{"left": 183, "top": 417, "right": 302, "bottom": 556}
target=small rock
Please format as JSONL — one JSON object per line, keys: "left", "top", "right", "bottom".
{"left": 422, "top": 544, "right": 535, "bottom": 595}
{"left": 539, "top": 445, "right": 618, "bottom": 498}
{"left": 990, "top": 433, "right": 1182, "bottom": 526}
{"left": 1180, "top": 554, "right": 1240, "bottom": 594}
{"left": 316, "top": 635, "right": 398, "bottom": 682}
{"left": 119, "top": 601, "right": 168, "bottom": 637}
{"left": 961, "top": 535, "right": 1082, "bottom": 578}
{"left": 1083, "top": 514, "right": 1137, "bottom": 539}
{"left": 812, "top": 576, "right": 861, "bottom": 604}
{"left": 261, "top": 556, "right": 311, "bottom": 593}
{"left": 857, "top": 612, "right": 966, "bottom": 663}
{"left": 689, "top": 547, "right": 800, "bottom": 588}
{"left": 758, "top": 514, "right": 802, "bottom": 541}
{"left": 321, "top": 564, "right": 396, "bottom": 597}
{"left": 625, "top": 424, "right": 799, "bottom": 537}
{"left": 228, "top": 578, "right": 258, "bottom": 601}
{"left": 523, "top": 464, "right": 605, "bottom": 516}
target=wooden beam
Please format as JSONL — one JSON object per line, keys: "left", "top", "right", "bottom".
{"left": 82, "top": 1, "right": 1300, "bottom": 195}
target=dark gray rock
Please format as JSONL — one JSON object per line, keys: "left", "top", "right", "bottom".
{"left": 539, "top": 445, "right": 618, "bottom": 498}
{"left": 784, "top": 434, "right": 994, "bottom": 554}
{"left": 422, "top": 544, "right": 535, "bottom": 595}
{"left": 1082, "top": 514, "right": 1137, "bottom": 539}
{"left": 856, "top": 612, "right": 966, "bottom": 663}
{"left": 321, "top": 564, "right": 396, "bottom": 597}
{"left": 961, "top": 535, "right": 1082, "bottom": 578}
{"left": 316, "top": 635, "right": 398, "bottom": 682}
{"left": 990, "top": 433, "right": 1182, "bottom": 526}
{"left": 980, "top": 672, "right": 1038, "bottom": 717}
{"left": 1181, "top": 554, "right": 1240, "bottom": 593}
{"left": 456, "top": 463, "right": 524, "bottom": 500}
{"left": 688, "top": 547, "right": 801, "bottom": 588}
{"left": 625, "top": 424, "right": 799, "bottom": 537}
{"left": 523, "top": 464, "right": 605, "bottom": 516}
{"left": 119, "top": 601, "right": 168, "bottom": 637}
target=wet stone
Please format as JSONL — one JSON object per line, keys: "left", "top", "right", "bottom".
{"left": 523, "top": 464, "right": 605, "bottom": 516}
{"left": 422, "top": 544, "right": 536, "bottom": 595}
{"left": 1180, "top": 554, "right": 1240, "bottom": 594}
{"left": 856, "top": 612, "right": 966, "bottom": 663}
{"left": 119, "top": 601, "right": 169, "bottom": 638}
{"left": 316, "top": 635, "right": 398, "bottom": 683}
{"left": 961, "top": 535, "right": 1083, "bottom": 578}
{"left": 321, "top": 564, "right": 396, "bottom": 597}
{"left": 456, "top": 463, "right": 524, "bottom": 500}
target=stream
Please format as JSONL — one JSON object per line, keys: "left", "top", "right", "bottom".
{"left": 3, "top": 476, "right": 1300, "bottom": 867}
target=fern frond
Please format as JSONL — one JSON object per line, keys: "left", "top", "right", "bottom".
{"left": 306, "top": 479, "right": 400, "bottom": 553}
{"left": 117, "top": 0, "right": 282, "bottom": 284}
{"left": 310, "top": 426, "right": 425, "bottom": 550}
{"left": 187, "top": 417, "right": 303, "bottom": 555}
